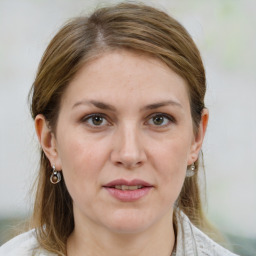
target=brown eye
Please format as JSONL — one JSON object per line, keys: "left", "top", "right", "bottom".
{"left": 83, "top": 114, "right": 109, "bottom": 127}
{"left": 152, "top": 116, "right": 165, "bottom": 125}
{"left": 92, "top": 116, "right": 104, "bottom": 126}
{"left": 147, "top": 113, "right": 174, "bottom": 127}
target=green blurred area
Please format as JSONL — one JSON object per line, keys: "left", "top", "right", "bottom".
{"left": 0, "top": 218, "right": 255, "bottom": 255}
{"left": 225, "top": 233, "right": 256, "bottom": 256}
{"left": 0, "top": 218, "right": 29, "bottom": 245}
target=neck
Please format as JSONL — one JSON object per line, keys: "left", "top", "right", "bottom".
{"left": 67, "top": 210, "right": 175, "bottom": 256}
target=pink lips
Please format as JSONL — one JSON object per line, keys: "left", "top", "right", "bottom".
{"left": 103, "top": 179, "right": 153, "bottom": 202}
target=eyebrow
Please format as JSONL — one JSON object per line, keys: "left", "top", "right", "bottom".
{"left": 72, "top": 99, "right": 183, "bottom": 111}
{"left": 72, "top": 100, "right": 116, "bottom": 111}
{"left": 142, "top": 100, "right": 183, "bottom": 110}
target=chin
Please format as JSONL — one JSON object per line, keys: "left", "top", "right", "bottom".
{"left": 107, "top": 222, "right": 149, "bottom": 234}
{"left": 103, "top": 209, "right": 156, "bottom": 234}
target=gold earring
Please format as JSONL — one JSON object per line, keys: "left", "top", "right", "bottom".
{"left": 50, "top": 165, "right": 62, "bottom": 184}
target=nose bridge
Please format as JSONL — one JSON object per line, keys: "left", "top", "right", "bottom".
{"left": 111, "top": 120, "right": 146, "bottom": 168}
{"left": 122, "top": 122, "right": 140, "bottom": 152}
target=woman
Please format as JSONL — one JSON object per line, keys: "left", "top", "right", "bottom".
{"left": 0, "top": 2, "right": 238, "bottom": 256}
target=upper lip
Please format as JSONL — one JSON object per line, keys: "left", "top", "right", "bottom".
{"left": 103, "top": 179, "right": 153, "bottom": 187}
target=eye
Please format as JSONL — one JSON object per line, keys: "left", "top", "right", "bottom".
{"left": 82, "top": 114, "right": 110, "bottom": 127}
{"left": 146, "top": 113, "right": 174, "bottom": 127}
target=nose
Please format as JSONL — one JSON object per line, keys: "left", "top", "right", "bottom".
{"left": 110, "top": 123, "right": 147, "bottom": 169}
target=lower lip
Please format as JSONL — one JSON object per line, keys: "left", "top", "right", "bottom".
{"left": 104, "top": 187, "right": 152, "bottom": 202}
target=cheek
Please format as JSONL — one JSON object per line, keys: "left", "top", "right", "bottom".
{"left": 150, "top": 136, "right": 191, "bottom": 192}
{"left": 58, "top": 130, "right": 109, "bottom": 171}
{"left": 56, "top": 134, "right": 110, "bottom": 199}
{"left": 151, "top": 134, "right": 191, "bottom": 168}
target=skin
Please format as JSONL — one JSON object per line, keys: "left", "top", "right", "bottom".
{"left": 35, "top": 50, "right": 208, "bottom": 256}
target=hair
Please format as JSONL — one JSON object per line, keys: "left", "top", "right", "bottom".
{"left": 29, "top": 2, "right": 212, "bottom": 255}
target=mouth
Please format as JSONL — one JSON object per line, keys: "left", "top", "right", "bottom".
{"left": 103, "top": 179, "right": 153, "bottom": 202}
{"left": 111, "top": 185, "right": 144, "bottom": 190}
{"left": 103, "top": 179, "right": 153, "bottom": 189}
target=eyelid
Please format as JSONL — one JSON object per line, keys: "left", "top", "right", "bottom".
{"left": 145, "top": 112, "right": 176, "bottom": 126}
{"left": 81, "top": 113, "right": 111, "bottom": 127}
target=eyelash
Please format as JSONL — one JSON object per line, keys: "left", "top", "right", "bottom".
{"left": 81, "top": 113, "right": 175, "bottom": 129}
{"left": 146, "top": 113, "right": 176, "bottom": 127}
{"left": 81, "top": 113, "right": 110, "bottom": 128}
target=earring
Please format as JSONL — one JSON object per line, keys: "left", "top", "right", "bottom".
{"left": 186, "top": 163, "right": 195, "bottom": 177}
{"left": 50, "top": 165, "right": 62, "bottom": 184}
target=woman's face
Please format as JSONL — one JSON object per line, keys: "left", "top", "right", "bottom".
{"left": 47, "top": 50, "right": 205, "bottom": 234}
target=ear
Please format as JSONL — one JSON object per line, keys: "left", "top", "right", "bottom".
{"left": 35, "top": 114, "right": 62, "bottom": 170}
{"left": 187, "top": 108, "right": 209, "bottom": 165}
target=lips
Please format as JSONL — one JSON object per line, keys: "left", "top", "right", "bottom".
{"left": 103, "top": 179, "right": 153, "bottom": 202}
{"left": 104, "top": 179, "right": 153, "bottom": 188}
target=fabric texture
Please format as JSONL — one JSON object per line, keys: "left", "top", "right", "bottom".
{"left": 174, "top": 211, "right": 238, "bottom": 256}
{"left": 0, "top": 212, "right": 239, "bottom": 256}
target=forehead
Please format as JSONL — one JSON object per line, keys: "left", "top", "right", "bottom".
{"left": 61, "top": 50, "right": 190, "bottom": 110}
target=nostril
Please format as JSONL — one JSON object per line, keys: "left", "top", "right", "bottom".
{"left": 115, "top": 160, "right": 143, "bottom": 169}
{"left": 136, "top": 161, "right": 143, "bottom": 167}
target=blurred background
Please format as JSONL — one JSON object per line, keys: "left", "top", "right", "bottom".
{"left": 0, "top": 0, "right": 255, "bottom": 254}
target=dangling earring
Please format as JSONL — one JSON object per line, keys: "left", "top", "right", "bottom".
{"left": 50, "top": 165, "right": 62, "bottom": 184}
{"left": 186, "top": 163, "right": 195, "bottom": 177}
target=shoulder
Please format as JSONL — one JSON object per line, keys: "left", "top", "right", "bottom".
{"left": 0, "top": 229, "right": 54, "bottom": 256}
{"left": 0, "top": 229, "right": 37, "bottom": 256}
{"left": 175, "top": 211, "right": 239, "bottom": 256}
{"left": 191, "top": 222, "right": 238, "bottom": 256}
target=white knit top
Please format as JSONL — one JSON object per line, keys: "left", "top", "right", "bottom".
{"left": 174, "top": 212, "right": 238, "bottom": 256}
{"left": 0, "top": 212, "right": 239, "bottom": 256}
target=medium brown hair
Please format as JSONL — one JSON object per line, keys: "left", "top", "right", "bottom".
{"left": 30, "top": 2, "right": 209, "bottom": 255}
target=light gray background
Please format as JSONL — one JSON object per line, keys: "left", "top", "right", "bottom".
{"left": 0, "top": 0, "right": 255, "bottom": 240}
